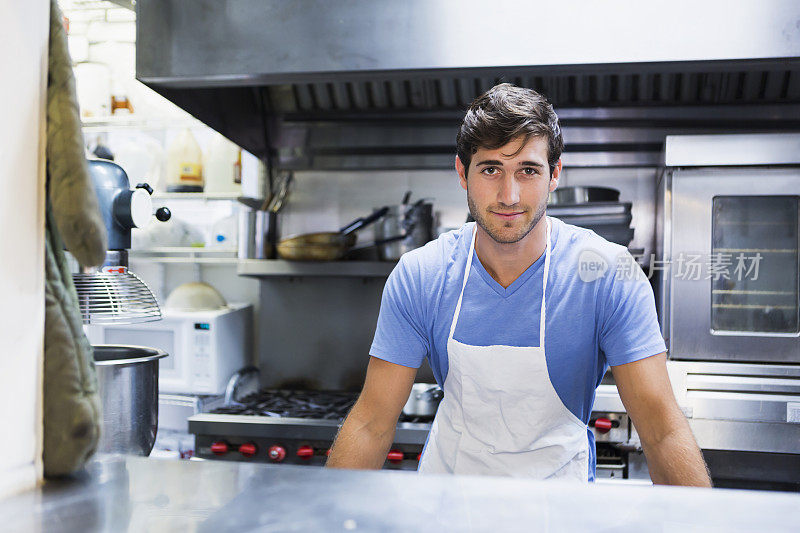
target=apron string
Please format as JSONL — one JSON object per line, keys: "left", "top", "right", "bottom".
{"left": 449, "top": 218, "right": 552, "bottom": 345}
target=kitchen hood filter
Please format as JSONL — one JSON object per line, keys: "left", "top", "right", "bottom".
{"left": 73, "top": 272, "right": 162, "bottom": 325}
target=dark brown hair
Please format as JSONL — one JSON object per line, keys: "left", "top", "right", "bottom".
{"left": 456, "top": 83, "right": 563, "bottom": 176}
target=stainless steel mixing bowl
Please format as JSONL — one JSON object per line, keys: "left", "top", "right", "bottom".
{"left": 93, "top": 345, "right": 168, "bottom": 456}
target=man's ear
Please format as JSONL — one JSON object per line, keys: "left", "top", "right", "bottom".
{"left": 549, "top": 159, "right": 562, "bottom": 192}
{"left": 456, "top": 155, "right": 468, "bottom": 191}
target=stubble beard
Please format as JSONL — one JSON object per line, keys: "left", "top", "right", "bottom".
{"left": 467, "top": 186, "right": 548, "bottom": 245}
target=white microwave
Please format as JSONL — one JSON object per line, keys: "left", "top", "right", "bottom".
{"left": 85, "top": 303, "right": 253, "bottom": 395}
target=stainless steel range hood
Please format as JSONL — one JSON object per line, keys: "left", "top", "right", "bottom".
{"left": 136, "top": 0, "right": 800, "bottom": 169}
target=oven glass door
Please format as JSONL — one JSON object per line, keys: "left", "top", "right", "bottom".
{"left": 711, "top": 196, "right": 799, "bottom": 334}
{"left": 670, "top": 168, "right": 800, "bottom": 363}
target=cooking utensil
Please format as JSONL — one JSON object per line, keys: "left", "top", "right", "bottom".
{"left": 549, "top": 186, "right": 620, "bottom": 205}
{"left": 402, "top": 383, "right": 443, "bottom": 417}
{"left": 94, "top": 345, "right": 168, "bottom": 456}
{"left": 237, "top": 172, "right": 293, "bottom": 259}
{"left": 267, "top": 171, "right": 292, "bottom": 214}
{"left": 277, "top": 206, "right": 389, "bottom": 261}
{"left": 375, "top": 199, "right": 434, "bottom": 261}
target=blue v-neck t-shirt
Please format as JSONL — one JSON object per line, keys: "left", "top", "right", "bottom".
{"left": 369, "top": 217, "right": 667, "bottom": 481}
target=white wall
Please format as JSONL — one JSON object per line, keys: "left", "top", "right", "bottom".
{"left": 0, "top": 0, "right": 48, "bottom": 498}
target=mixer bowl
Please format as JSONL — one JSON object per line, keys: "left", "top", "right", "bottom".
{"left": 93, "top": 345, "right": 168, "bottom": 456}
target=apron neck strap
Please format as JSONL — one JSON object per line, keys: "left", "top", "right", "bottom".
{"left": 448, "top": 218, "right": 552, "bottom": 344}
{"left": 539, "top": 217, "right": 552, "bottom": 349}
{"left": 448, "top": 224, "right": 478, "bottom": 339}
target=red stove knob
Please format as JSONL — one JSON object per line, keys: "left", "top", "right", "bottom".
{"left": 239, "top": 442, "right": 258, "bottom": 458}
{"left": 594, "top": 417, "right": 613, "bottom": 434}
{"left": 325, "top": 449, "right": 332, "bottom": 457}
{"left": 268, "top": 445, "right": 286, "bottom": 462}
{"left": 210, "top": 441, "right": 229, "bottom": 456}
{"left": 297, "top": 445, "right": 314, "bottom": 459}
{"left": 416, "top": 453, "right": 421, "bottom": 461}
{"left": 387, "top": 450, "right": 404, "bottom": 463}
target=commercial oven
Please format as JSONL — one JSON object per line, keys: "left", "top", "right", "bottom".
{"left": 660, "top": 133, "right": 800, "bottom": 364}
{"left": 657, "top": 134, "right": 800, "bottom": 485}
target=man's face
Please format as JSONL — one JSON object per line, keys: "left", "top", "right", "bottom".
{"left": 457, "top": 135, "right": 561, "bottom": 244}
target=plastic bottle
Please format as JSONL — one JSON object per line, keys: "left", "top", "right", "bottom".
{"left": 203, "top": 133, "right": 242, "bottom": 194}
{"left": 165, "top": 129, "right": 204, "bottom": 192}
{"left": 208, "top": 214, "right": 239, "bottom": 248}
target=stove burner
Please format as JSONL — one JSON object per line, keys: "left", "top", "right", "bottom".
{"left": 211, "top": 389, "right": 433, "bottom": 423}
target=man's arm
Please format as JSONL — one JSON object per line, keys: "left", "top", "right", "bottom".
{"left": 611, "top": 352, "right": 712, "bottom": 487}
{"left": 326, "top": 356, "right": 417, "bottom": 469}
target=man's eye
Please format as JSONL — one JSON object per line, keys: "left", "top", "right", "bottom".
{"left": 521, "top": 168, "right": 538, "bottom": 175}
{"left": 482, "top": 167, "right": 500, "bottom": 176}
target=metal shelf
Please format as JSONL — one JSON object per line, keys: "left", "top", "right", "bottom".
{"left": 238, "top": 259, "right": 396, "bottom": 278}
{"left": 151, "top": 192, "right": 242, "bottom": 200}
{"left": 81, "top": 114, "right": 207, "bottom": 132}
{"left": 129, "top": 247, "right": 239, "bottom": 264}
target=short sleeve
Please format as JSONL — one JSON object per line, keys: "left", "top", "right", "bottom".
{"left": 599, "top": 252, "right": 667, "bottom": 367}
{"left": 369, "top": 254, "right": 429, "bottom": 368}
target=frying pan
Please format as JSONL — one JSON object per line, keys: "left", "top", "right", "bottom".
{"left": 277, "top": 207, "right": 389, "bottom": 261}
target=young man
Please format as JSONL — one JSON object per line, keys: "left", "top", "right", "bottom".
{"left": 327, "top": 83, "right": 710, "bottom": 485}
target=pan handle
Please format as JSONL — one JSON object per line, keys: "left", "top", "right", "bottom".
{"left": 339, "top": 206, "right": 389, "bottom": 235}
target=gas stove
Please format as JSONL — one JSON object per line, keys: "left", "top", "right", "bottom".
{"left": 189, "top": 386, "right": 639, "bottom": 478}
{"left": 189, "top": 389, "right": 432, "bottom": 469}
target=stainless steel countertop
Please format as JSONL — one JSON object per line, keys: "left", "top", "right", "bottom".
{"left": 3, "top": 455, "right": 799, "bottom": 532}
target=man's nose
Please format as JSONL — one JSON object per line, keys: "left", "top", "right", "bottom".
{"left": 497, "top": 175, "right": 520, "bottom": 206}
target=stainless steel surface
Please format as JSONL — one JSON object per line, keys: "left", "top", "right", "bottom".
{"left": 157, "top": 394, "right": 203, "bottom": 433}
{"left": 689, "top": 419, "right": 800, "bottom": 455}
{"left": 238, "top": 259, "right": 395, "bottom": 277}
{"left": 665, "top": 133, "right": 800, "bottom": 166}
{"left": 136, "top": 0, "right": 800, "bottom": 170}
{"left": 195, "top": 414, "right": 508, "bottom": 445}
{"left": 667, "top": 167, "right": 800, "bottom": 364}
{"left": 3, "top": 456, "right": 800, "bottom": 532}
{"left": 549, "top": 186, "right": 620, "bottom": 205}
{"left": 655, "top": 168, "right": 672, "bottom": 348}
{"left": 223, "top": 367, "right": 260, "bottom": 405}
{"left": 236, "top": 205, "right": 258, "bottom": 259}
{"left": 702, "top": 450, "right": 800, "bottom": 490}
{"left": 667, "top": 361, "right": 800, "bottom": 455}
{"left": 253, "top": 276, "right": 435, "bottom": 390}
{"left": 93, "top": 345, "right": 168, "bottom": 456}
{"left": 375, "top": 202, "right": 434, "bottom": 261}
{"left": 263, "top": 110, "right": 800, "bottom": 171}
{"left": 548, "top": 202, "right": 631, "bottom": 217}
{"left": 137, "top": 0, "right": 800, "bottom": 82}
{"left": 591, "top": 384, "right": 627, "bottom": 413}
{"left": 402, "top": 383, "right": 443, "bottom": 417}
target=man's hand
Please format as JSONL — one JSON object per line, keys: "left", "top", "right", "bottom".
{"left": 611, "top": 352, "right": 712, "bottom": 487}
{"left": 326, "top": 356, "right": 417, "bottom": 469}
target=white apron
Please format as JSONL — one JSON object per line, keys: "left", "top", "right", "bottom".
{"left": 418, "top": 218, "right": 590, "bottom": 480}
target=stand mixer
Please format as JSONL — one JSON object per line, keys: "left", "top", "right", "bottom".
{"left": 72, "top": 158, "right": 171, "bottom": 324}
{"left": 71, "top": 158, "right": 175, "bottom": 457}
